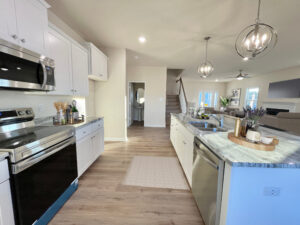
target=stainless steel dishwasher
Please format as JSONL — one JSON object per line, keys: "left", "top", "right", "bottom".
{"left": 192, "top": 137, "right": 225, "bottom": 225}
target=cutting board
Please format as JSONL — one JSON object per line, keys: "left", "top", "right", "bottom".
{"left": 228, "top": 132, "right": 279, "bottom": 151}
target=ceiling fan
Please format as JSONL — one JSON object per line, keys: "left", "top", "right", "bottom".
{"left": 230, "top": 70, "right": 251, "bottom": 80}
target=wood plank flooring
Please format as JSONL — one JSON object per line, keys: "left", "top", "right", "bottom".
{"left": 49, "top": 126, "right": 203, "bottom": 225}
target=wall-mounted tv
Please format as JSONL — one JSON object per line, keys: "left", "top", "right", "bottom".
{"left": 268, "top": 78, "right": 300, "bottom": 98}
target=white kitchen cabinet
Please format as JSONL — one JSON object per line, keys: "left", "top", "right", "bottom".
{"left": 47, "top": 27, "right": 73, "bottom": 95}
{"left": 170, "top": 116, "right": 194, "bottom": 186}
{"left": 14, "top": 0, "right": 49, "bottom": 55}
{"left": 71, "top": 43, "right": 89, "bottom": 96}
{"left": 86, "top": 42, "right": 108, "bottom": 81}
{"left": 46, "top": 24, "right": 89, "bottom": 97}
{"left": 0, "top": 0, "right": 18, "bottom": 45}
{"left": 76, "top": 119, "right": 104, "bottom": 178}
{"left": 0, "top": 160, "right": 15, "bottom": 225}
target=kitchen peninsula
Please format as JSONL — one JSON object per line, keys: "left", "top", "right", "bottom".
{"left": 171, "top": 113, "right": 300, "bottom": 225}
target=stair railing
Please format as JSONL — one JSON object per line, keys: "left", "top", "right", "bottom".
{"left": 176, "top": 77, "right": 188, "bottom": 114}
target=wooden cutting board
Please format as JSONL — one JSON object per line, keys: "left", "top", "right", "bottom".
{"left": 228, "top": 132, "right": 279, "bottom": 151}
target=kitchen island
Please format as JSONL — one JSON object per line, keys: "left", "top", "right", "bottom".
{"left": 171, "top": 113, "right": 300, "bottom": 225}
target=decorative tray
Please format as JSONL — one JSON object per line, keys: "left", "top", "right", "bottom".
{"left": 228, "top": 132, "right": 279, "bottom": 151}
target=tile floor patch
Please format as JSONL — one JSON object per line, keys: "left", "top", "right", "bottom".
{"left": 123, "top": 156, "right": 189, "bottom": 190}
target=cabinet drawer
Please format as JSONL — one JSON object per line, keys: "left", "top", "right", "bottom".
{"left": 0, "top": 160, "right": 9, "bottom": 184}
{"left": 76, "top": 125, "right": 92, "bottom": 140}
{"left": 92, "top": 120, "right": 103, "bottom": 132}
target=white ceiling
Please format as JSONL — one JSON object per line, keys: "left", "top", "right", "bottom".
{"left": 46, "top": 0, "right": 300, "bottom": 81}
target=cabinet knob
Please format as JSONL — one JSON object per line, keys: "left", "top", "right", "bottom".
{"left": 20, "top": 38, "right": 26, "bottom": 43}
{"left": 11, "top": 34, "right": 18, "bottom": 39}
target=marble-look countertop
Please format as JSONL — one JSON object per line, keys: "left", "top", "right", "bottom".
{"left": 172, "top": 113, "right": 300, "bottom": 168}
{"left": 0, "top": 152, "right": 8, "bottom": 161}
{"left": 69, "top": 116, "right": 103, "bottom": 129}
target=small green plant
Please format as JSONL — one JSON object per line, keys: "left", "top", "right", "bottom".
{"left": 220, "top": 96, "right": 230, "bottom": 107}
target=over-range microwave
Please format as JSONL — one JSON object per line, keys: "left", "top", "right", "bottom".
{"left": 0, "top": 38, "right": 55, "bottom": 91}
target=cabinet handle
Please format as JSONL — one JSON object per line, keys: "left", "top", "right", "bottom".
{"left": 11, "top": 34, "right": 18, "bottom": 39}
{"left": 20, "top": 38, "right": 26, "bottom": 43}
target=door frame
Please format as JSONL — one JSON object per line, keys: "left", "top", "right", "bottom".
{"left": 127, "top": 81, "right": 146, "bottom": 127}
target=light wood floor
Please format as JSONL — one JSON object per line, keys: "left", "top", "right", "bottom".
{"left": 49, "top": 126, "right": 203, "bottom": 225}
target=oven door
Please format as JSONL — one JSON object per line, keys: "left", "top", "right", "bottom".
{"left": 0, "top": 39, "right": 55, "bottom": 91}
{"left": 10, "top": 136, "right": 77, "bottom": 225}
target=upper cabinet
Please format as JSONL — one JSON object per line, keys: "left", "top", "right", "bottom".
{"left": 0, "top": 0, "right": 49, "bottom": 55}
{"left": 47, "top": 26, "right": 73, "bottom": 95}
{"left": 47, "top": 24, "right": 89, "bottom": 97}
{"left": 86, "top": 42, "right": 108, "bottom": 81}
{"left": 71, "top": 43, "right": 89, "bottom": 96}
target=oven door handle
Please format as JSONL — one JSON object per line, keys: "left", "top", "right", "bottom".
{"left": 12, "top": 136, "right": 75, "bottom": 174}
{"left": 40, "top": 61, "right": 48, "bottom": 89}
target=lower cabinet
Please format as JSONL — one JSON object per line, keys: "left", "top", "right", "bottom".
{"left": 76, "top": 120, "right": 104, "bottom": 177}
{"left": 0, "top": 160, "right": 15, "bottom": 225}
{"left": 170, "top": 116, "right": 194, "bottom": 186}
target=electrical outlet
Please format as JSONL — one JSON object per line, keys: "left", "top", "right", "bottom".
{"left": 263, "top": 187, "right": 281, "bottom": 197}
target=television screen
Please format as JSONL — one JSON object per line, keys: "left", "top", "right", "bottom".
{"left": 268, "top": 78, "right": 300, "bottom": 98}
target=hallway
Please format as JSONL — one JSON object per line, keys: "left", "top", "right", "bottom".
{"left": 49, "top": 126, "right": 203, "bottom": 225}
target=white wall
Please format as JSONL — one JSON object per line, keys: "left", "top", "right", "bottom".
{"left": 127, "top": 66, "right": 167, "bottom": 127}
{"left": 95, "top": 48, "right": 127, "bottom": 141}
{"left": 181, "top": 77, "right": 227, "bottom": 108}
{"left": 226, "top": 65, "right": 300, "bottom": 111}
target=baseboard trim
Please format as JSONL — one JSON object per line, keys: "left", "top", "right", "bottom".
{"left": 144, "top": 124, "right": 166, "bottom": 128}
{"left": 105, "top": 137, "right": 128, "bottom": 142}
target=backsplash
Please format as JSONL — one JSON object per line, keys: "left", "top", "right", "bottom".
{"left": 0, "top": 90, "right": 86, "bottom": 118}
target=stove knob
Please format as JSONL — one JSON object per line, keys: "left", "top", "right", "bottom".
{"left": 26, "top": 110, "right": 32, "bottom": 115}
{"left": 18, "top": 111, "right": 26, "bottom": 116}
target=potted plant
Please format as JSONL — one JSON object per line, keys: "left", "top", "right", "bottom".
{"left": 243, "top": 106, "right": 265, "bottom": 131}
{"left": 220, "top": 96, "right": 230, "bottom": 111}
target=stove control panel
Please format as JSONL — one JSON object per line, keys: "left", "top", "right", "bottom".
{"left": 0, "top": 108, "right": 34, "bottom": 123}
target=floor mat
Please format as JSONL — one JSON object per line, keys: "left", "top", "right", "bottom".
{"left": 122, "top": 156, "right": 189, "bottom": 190}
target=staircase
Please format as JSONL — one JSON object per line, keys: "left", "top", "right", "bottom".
{"left": 166, "top": 95, "right": 181, "bottom": 126}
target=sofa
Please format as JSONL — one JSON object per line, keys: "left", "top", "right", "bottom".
{"left": 260, "top": 112, "right": 300, "bottom": 136}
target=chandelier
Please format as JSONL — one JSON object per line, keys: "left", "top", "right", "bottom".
{"left": 198, "top": 37, "right": 214, "bottom": 78}
{"left": 235, "top": 0, "right": 277, "bottom": 60}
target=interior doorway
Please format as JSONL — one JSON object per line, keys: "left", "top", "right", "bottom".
{"left": 128, "top": 82, "right": 145, "bottom": 127}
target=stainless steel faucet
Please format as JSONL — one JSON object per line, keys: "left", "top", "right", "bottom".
{"left": 210, "top": 114, "right": 224, "bottom": 128}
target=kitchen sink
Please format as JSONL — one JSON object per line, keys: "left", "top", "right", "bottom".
{"left": 189, "top": 121, "right": 228, "bottom": 132}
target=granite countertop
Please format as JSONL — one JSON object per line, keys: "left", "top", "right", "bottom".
{"left": 172, "top": 113, "right": 300, "bottom": 168}
{"left": 0, "top": 152, "right": 8, "bottom": 161}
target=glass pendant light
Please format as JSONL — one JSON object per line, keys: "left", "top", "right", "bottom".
{"left": 235, "top": 0, "right": 277, "bottom": 60}
{"left": 198, "top": 37, "right": 214, "bottom": 78}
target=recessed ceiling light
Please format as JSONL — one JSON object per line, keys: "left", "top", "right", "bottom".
{"left": 215, "top": 79, "right": 219, "bottom": 82}
{"left": 138, "top": 36, "right": 146, "bottom": 43}
{"left": 243, "top": 57, "right": 249, "bottom": 61}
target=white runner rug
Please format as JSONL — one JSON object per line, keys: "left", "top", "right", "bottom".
{"left": 123, "top": 156, "right": 189, "bottom": 190}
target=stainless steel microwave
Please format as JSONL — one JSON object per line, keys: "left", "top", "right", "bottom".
{"left": 0, "top": 38, "right": 55, "bottom": 91}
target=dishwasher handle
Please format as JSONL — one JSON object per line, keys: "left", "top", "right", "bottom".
{"left": 195, "top": 148, "right": 219, "bottom": 170}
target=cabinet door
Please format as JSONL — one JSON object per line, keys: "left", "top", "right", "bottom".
{"left": 0, "top": 0, "right": 18, "bottom": 44}
{"left": 47, "top": 27, "right": 73, "bottom": 95}
{"left": 91, "top": 127, "right": 104, "bottom": 160}
{"left": 99, "top": 52, "right": 108, "bottom": 80}
{"left": 71, "top": 43, "right": 89, "bottom": 96}
{"left": 91, "top": 45, "right": 102, "bottom": 76}
{"left": 76, "top": 136, "right": 92, "bottom": 177}
{"left": 14, "top": 0, "right": 48, "bottom": 54}
{"left": 0, "top": 180, "right": 15, "bottom": 225}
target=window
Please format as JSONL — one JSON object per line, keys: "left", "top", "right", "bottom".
{"left": 199, "top": 92, "right": 203, "bottom": 106}
{"left": 245, "top": 88, "right": 259, "bottom": 109}
{"left": 204, "top": 92, "right": 213, "bottom": 107}
{"left": 214, "top": 92, "right": 219, "bottom": 108}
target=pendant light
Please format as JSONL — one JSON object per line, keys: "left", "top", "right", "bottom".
{"left": 235, "top": 0, "right": 277, "bottom": 60}
{"left": 198, "top": 37, "right": 214, "bottom": 78}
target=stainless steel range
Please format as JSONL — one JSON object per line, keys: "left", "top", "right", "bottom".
{"left": 0, "top": 108, "right": 78, "bottom": 225}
